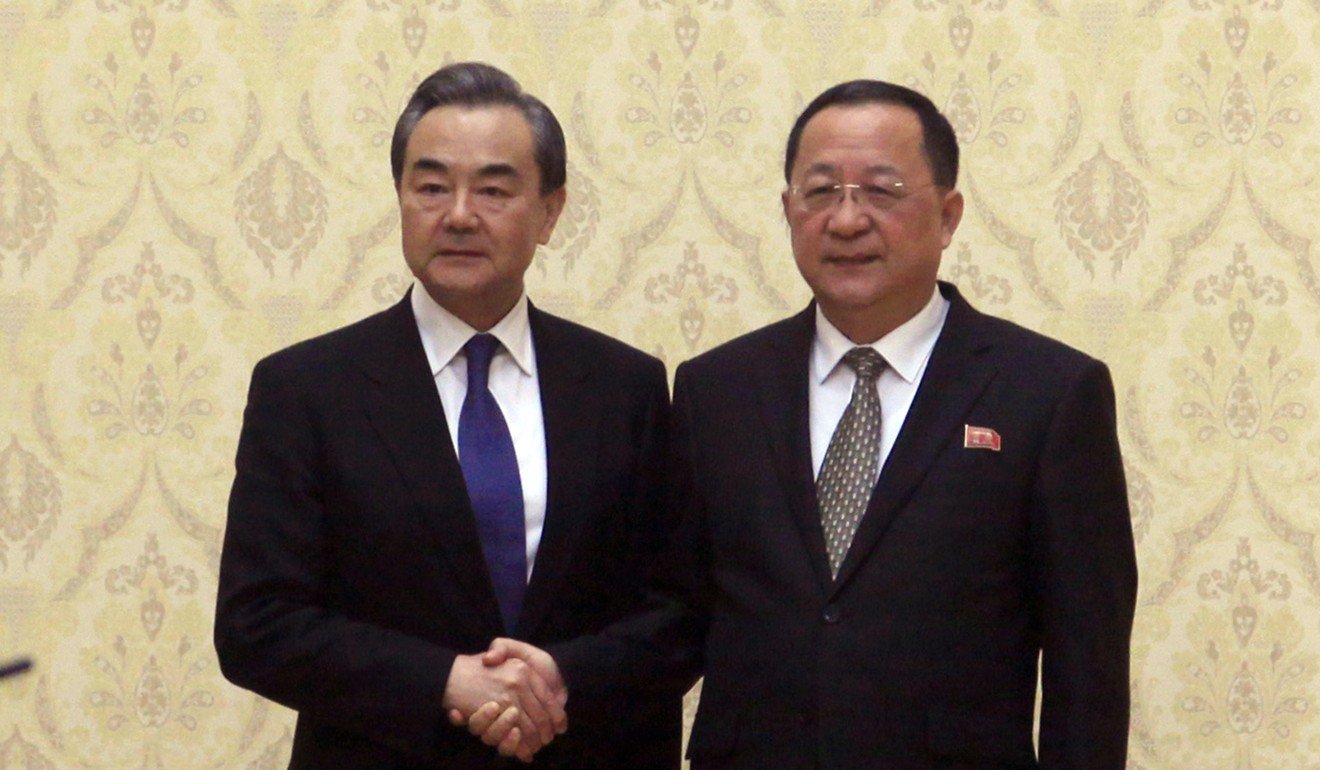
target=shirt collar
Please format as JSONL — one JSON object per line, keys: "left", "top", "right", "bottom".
{"left": 812, "top": 286, "right": 949, "bottom": 385}
{"left": 410, "top": 282, "right": 536, "bottom": 377}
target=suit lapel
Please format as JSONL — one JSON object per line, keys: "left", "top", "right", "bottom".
{"left": 359, "top": 292, "right": 504, "bottom": 639}
{"left": 515, "top": 307, "right": 597, "bottom": 639}
{"left": 830, "top": 284, "right": 999, "bottom": 594}
{"left": 757, "top": 307, "right": 836, "bottom": 594}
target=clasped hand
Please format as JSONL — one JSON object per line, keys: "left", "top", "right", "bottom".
{"left": 444, "top": 639, "right": 566, "bottom": 762}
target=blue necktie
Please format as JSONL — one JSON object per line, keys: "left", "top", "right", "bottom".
{"left": 458, "top": 334, "right": 526, "bottom": 632}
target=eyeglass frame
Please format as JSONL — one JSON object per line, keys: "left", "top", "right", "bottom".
{"left": 784, "top": 178, "right": 941, "bottom": 214}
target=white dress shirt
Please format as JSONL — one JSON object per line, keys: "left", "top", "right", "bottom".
{"left": 809, "top": 286, "right": 950, "bottom": 481}
{"left": 410, "top": 284, "right": 548, "bottom": 580}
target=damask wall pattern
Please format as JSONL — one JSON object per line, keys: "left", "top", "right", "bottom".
{"left": 1, "top": 0, "right": 1318, "bottom": 767}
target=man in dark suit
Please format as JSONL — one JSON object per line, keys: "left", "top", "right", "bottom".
{"left": 479, "top": 80, "right": 1137, "bottom": 769}
{"left": 214, "top": 62, "right": 679, "bottom": 769}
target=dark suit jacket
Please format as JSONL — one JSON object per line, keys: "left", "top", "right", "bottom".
{"left": 558, "top": 282, "right": 1136, "bottom": 770}
{"left": 215, "top": 293, "right": 680, "bottom": 769}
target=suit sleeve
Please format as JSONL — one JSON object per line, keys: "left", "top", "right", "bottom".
{"left": 1031, "top": 360, "right": 1137, "bottom": 769}
{"left": 616, "top": 356, "right": 679, "bottom": 618}
{"left": 214, "top": 356, "right": 467, "bottom": 760}
{"left": 552, "top": 360, "right": 708, "bottom": 708}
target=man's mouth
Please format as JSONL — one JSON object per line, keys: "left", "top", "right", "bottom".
{"left": 824, "top": 254, "right": 880, "bottom": 265}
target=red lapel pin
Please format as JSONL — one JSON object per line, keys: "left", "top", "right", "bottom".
{"left": 963, "top": 425, "right": 1001, "bottom": 451}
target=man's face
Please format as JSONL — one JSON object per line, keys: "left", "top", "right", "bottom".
{"left": 782, "top": 102, "right": 963, "bottom": 340}
{"left": 398, "top": 105, "right": 565, "bottom": 326}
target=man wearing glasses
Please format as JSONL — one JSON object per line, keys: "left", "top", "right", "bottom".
{"left": 214, "top": 62, "right": 679, "bottom": 769}
{"left": 477, "top": 80, "right": 1137, "bottom": 769}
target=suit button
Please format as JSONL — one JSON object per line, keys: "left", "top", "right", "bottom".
{"left": 821, "top": 605, "right": 841, "bottom": 623}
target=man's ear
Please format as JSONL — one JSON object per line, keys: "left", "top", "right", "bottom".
{"left": 939, "top": 188, "right": 964, "bottom": 249}
{"left": 537, "top": 187, "right": 568, "bottom": 245}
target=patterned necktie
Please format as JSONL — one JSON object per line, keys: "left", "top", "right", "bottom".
{"left": 458, "top": 334, "right": 526, "bottom": 632}
{"left": 817, "top": 347, "right": 886, "bottom": 578}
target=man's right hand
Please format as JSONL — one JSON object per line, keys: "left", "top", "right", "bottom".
{"left": 448, "top": 640, "right": 569, "bottom": 762}
{"left": 442, "top": 652, "right": 566, "bottom": 762}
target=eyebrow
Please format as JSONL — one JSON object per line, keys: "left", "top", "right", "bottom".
{"left": 409, "top": 157, "right": 522, "bottom": 180}
{"left": 801, "top": 162, "right": 902, "bottom": 177}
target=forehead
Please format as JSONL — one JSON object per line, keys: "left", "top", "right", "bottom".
{"left": 404, "top": 104, "right": 537, "bottom": 170}
{"left": 792, "top": 102, "right": 928, "bottom": 178}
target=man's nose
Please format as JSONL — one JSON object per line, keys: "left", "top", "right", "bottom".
{"left": 825, "top": 191, "right": 872, "bottom": 237}
{"left": 443, "top": 191, "right": 480, "bottom": 230}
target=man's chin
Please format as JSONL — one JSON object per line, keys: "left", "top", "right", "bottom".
{"left": 418, "top": 262, "right": 492, "bottom": 291}
{"left": 812, "top": 281, "right": 892, "bottom": 311}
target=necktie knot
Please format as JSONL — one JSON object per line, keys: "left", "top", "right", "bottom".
{"left": 464, "top": 334, "right": 499, "bottom": 390}
{"left": 843, "top": 347, "right": 885, "bottom": 383}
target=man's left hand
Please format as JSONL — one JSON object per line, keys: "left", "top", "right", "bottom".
{"left": 449, "top": 639, "right": 568, "bottom": 761}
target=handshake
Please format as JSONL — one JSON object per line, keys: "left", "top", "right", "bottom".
{"left": 443, "top": 638, "right": 568, "bottom": 763}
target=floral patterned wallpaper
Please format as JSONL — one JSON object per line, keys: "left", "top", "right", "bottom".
{"left": 1, "top": 0, "right": 1318, "bottom": 767}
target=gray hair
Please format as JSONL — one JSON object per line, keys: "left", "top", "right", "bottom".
{"left": 390, "top": 62, "right": 566, "bottom": 194}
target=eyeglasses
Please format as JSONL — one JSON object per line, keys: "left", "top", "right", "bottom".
{"left": 785, "top": 179, "right": 936, "bottom": 214}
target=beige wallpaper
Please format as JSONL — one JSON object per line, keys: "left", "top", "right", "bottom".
{"left": 2, "top": 0, "right": 1319, "bottom": 767}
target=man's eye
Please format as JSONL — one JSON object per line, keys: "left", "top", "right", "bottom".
{"left": 419, "top": 183, "right": 448, "bottom": 195}
{"left": 479, "top": 186, "right": 513, "bottom": 198}
{"left": 863, "top": 184, "right": 899, "bottom": 198}
{"left": 804, "top": 185, "right": 837, "bottom": 199}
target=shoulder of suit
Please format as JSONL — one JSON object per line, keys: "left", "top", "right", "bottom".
{"left": 963, "top": 308, "right": 1105, "bottom": 375}
{"left": 679, "top": 311, "right": 808, "bottom": 372}
{"left": 675, "top": 294, "right": 1109, "bottom": 384}
{"left": 944, "top": 311, "right": 1113, "bottom": 413}
{"left": 249, "top": 300, "right": 406, "bottom": 378}
{"left": 531, "top": 306, "right": 666, "bottom": 377}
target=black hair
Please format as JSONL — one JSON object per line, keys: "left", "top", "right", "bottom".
{"left": 784, "top": 80, "right": 959, "bottom": 188}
